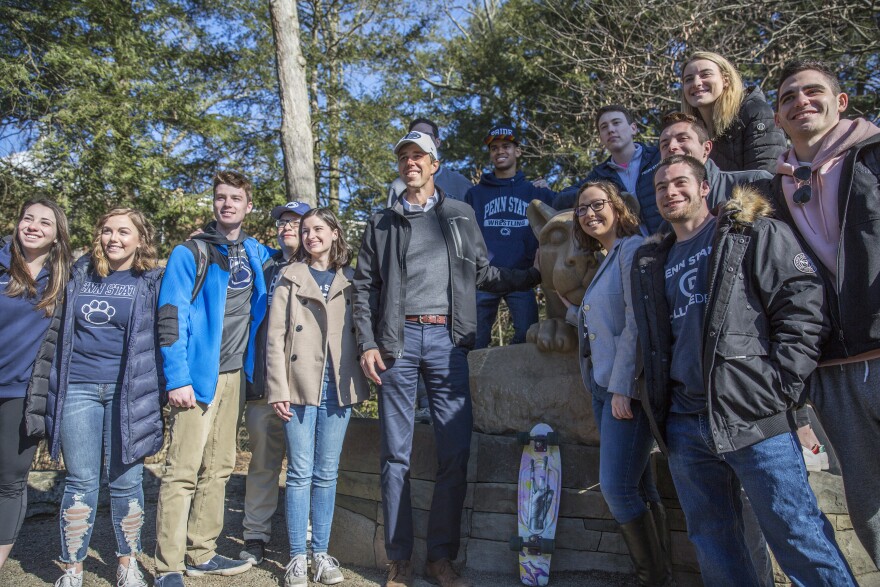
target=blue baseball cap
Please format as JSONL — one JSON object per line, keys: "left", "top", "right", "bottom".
{"left": 484, "top": 125, "right": 519, "bottom": 145}
{"left": 271, "top": 201, "right": 311, "bottom": 219}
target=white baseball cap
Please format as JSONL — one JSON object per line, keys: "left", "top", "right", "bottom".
{"left": 393, "top": 131, "right": 438, "bottom": 159}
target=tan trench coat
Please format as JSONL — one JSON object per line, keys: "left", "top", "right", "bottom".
{"left": 266, "top": 262, "right": 369, "bottom": 407}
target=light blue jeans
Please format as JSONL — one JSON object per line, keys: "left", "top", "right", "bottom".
{"left": 58, "top": 383, "right": 145, "bottom": 563}
{"left": 283, "top": 370, "right": 351, "bottom": 556}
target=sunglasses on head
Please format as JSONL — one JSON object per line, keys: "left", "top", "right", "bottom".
{"left": 792, "top": 166, "right": 812, "bottom": 205}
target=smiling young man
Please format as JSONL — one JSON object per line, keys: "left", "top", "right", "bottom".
{"left": 554, "top": 105, "right": 662, "bottom": 233}
{"left": 658, "top": 112, "right": 771, "bottom": 209}
{"left": 769, "top": 59, "right": 880, "bottom": 569}
{"left": 632, "top": 155, "right": 855, "bottom": 586}
{"left": 353, "top": 131, "right": 541, "bottom": 587}
{"left": 464, "top": 125, "right": 554, "bottom": 349}
{"left": 154, "top": 171, "right": 272, "bottom": 586}
{"left": 239, "top": 200, "right": 310, "bottom": 566}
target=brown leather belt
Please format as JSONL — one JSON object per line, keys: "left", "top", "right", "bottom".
{"left": 405, "top": 314, "right": 448, "bottom": 325}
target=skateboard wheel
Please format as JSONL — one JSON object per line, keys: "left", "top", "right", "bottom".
{"left": 517, "top": 431, "right": 531, "bottom": 445}
{"left": 546, "top": 431, "right": 560, "bottom": 446}
{"left": 539, "top": 538, "right": 555, "bottom": 554}
{"left": 509, "top": 536, "right": 524, "bottom": 551}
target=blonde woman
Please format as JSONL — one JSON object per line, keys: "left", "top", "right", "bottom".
{"left": 681, "top": 51, "right": 786, "bottom": 173}
{"left": 46, "top": 208, "right": 164, "bottom": 587}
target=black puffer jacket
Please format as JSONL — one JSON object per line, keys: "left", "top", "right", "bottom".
{"left": 353, "top": 189, "right": 541, "bottom": 357}
{"left": 769, "top": 134, "right": 880, "bottom": 360}
{"left": 632, "top": 187, "right": 828, "bottom": 454}
{"left": 710, "top": 86, "right": 787, "bottom": 174}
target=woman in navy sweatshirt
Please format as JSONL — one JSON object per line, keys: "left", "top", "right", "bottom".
{"left": 46, "top": 208, "right": 164, "bottom": 587}
{"left": 0, "top": 199, "right": 71, "bottom": 571}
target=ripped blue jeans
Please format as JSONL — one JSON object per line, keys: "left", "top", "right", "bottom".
{"left": 58, "top": 383, "right": 145, "bottom": 563}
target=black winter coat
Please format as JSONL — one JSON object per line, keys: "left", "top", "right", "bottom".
{"left": 45, "top": 256, "right": 165, "bottom": 464}
{"left": 632, "top": 187, "right": 828, "bottom": 454}
{"left": 769, "top": 134, "right": 880, "bottom": 360}
{"left": 353, "top": 189, "right": 541, "bottom": 358}
{"left": 710, "top": 86, "right": 787, "bottom": 174}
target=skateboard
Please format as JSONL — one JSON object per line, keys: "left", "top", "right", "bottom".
{"left": 509, "top": 423, "right": 561, "bottom": 586}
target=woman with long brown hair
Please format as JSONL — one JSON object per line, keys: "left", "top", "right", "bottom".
{"left": 0, "top": 199, "right": 71, "bottom": 570}
{"left": 45, "top": 208, "right": 164, "bottom": 587}
{"left": 267, "top": 208, "right": 369, "bottom": 586}
{"left": 561, "top": 182, "right": 673, "bottom": 586}
{"left": 681, "top": 51, "right": 786, "bottom": 173}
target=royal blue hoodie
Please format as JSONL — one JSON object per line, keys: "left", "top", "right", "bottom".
{"left": 464, "top": 171, "right": 555, "bottom": 269}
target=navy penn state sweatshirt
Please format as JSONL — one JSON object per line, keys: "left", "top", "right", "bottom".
{"left": 464, "top": 171, "right": 555, "bottom": 270}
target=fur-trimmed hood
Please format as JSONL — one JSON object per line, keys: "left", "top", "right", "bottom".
{"left": 721, "top": 184, "right": 773, "bottom": 227}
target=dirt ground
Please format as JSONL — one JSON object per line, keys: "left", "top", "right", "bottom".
{"left": 2, "top": 468, "right": 637, "bottom": 587}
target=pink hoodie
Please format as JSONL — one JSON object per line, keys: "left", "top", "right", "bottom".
{"left": 777, "top": 118, "right": 880, "bottom": 276}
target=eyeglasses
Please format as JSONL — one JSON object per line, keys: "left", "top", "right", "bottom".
{"left": 792, "top": 166, "right": 812, "bottom": 205}
{"left": 276, "top": 219, "right": 301, "bottom": 229}
{"left": 574, "top": 199, "right": 611, "bottom": 216}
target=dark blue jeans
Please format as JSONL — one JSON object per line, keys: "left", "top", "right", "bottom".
{"left": 589, "top": 374, "right": 659, "bottom": 524}
{"left": 666, "top": 412, "right": 855, "bottom": 586}
{"left": 475, "top": 290, "right": 538, "bottom": 349}
{"left": 378, "top": 321, "right": 472, "bottom": 562}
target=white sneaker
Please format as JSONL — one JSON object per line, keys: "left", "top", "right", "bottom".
{"left": 802, "top": 444, "right": 830, "bottom": 472}
{"left": 54, "top": 568, "right": 83, "bottom": 587}
{"left": 284, "top": 554, "right": 308, "bottom": 586}
{"left": 313, "top": 552, "right": 344, "bottom": 585}
{"left": 116, "top": 559, "right": 147, "bottom": 587}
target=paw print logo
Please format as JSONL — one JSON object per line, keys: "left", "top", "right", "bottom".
{"left": 81, "top": 300, "right": 116, "bottom": 325}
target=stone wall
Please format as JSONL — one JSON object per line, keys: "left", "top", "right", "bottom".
{"left": 330, "top": 419, "right": 703, "bottom": 586}
{"left": 330, "top": 344, "right": 880, "bottom": 586}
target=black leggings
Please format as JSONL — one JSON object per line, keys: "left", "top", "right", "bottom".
{"left": 0, "top": 397, "right": 39, "bottom": 545}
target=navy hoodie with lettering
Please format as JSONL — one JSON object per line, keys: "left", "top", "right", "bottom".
{"left": 464, "top": 171, "right": 555, "bottom": 269}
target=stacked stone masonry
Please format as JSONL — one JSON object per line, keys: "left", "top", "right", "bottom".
{"left": 328, "top": 344, "right": 879, "bottom": 586}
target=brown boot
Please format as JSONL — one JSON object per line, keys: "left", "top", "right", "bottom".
{"left": 385, "top": 560, "right": 414, "bottom": 587}
{"left": 425, "top": 558, "right": 471, "bottom": 587}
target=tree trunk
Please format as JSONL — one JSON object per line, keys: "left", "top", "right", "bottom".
{"left": 269, "top": 0, "right": 317, "bottom": 206}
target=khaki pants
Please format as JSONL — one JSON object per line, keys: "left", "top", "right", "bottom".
{"left": 241, "top": 401, "right": 286, "bottom": 542}
{"left": 154, "top": 370, "right": 244, "bottom": 572}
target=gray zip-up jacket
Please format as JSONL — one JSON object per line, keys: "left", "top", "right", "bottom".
{"left": 353, "top": 189, "right": 541, "bottom": 358}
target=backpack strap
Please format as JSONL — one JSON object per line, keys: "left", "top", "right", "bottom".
{"left": 182, "top": 239, "right": 210, "bottom": 303}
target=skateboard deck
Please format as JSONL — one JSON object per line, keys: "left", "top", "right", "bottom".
{"left": 510, "top": 423, "right": 561, "bottom": 586}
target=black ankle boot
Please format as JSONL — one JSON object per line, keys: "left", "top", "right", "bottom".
{"left": 648, "top": 500, "right": 673, "bottom": 577}
{"left": 619, "top": 510, "right": 675, "bottom": 586}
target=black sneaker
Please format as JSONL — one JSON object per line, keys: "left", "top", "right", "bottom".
{"left": 240, "top": 539, "right": 266, "bottom": 564}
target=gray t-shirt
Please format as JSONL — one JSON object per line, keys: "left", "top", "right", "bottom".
{"left": 665, "top": 217, "right": 715, "bottom": 414}
{"left": 218, "top": 243, "right": 254, "bottom": 372}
